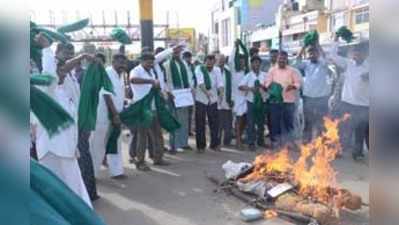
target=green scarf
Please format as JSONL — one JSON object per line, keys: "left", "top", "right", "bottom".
{"left": 57, "top": 18, "right": 90, "bottom": 34}
{"left": 268, "top": 82, "right": 284, "bottom": 104}
{"left": 200, "top": 66, "right": 212, "bottom": 90}
{"left": 111, "top": 27, "right": 132, "bottom": 44}
{"left": 234, "top": 39, "right": 250, "bottom": 73}
{"left": 223, "top": 67, "right": 233, "bottom": 106}
{"left": 190, "top": 64, "right": 197, "bottom": 88}
{"left": 31, "top": 160, "right": 106, "bottom": 225}
{"left": 304, "top": 31, "right": 319, "bottom": 47}
{"left": 336, "top": 26, "right": 353, "bottom": 43}
{"left": 30, "top": 85, "right": 74, "bottom": 137}
{"left": 106, "top": 88, "right": 180, "bottom": 154}
{"left": 78, "top": 63, "right": 114, "bottom": 132}
{"left": 30, "top": 74, "right": 55, "bottom": 86}
{"left": 170, "top": 58, "right": 190, "bottom": 89}
{"left": 253, "top": 80, "right": 265, "bottom": 125}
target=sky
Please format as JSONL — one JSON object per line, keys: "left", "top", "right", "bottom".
{"left": 29, "top": 0, "right": 213, "bottom": 34}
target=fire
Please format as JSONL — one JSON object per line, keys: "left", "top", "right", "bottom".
{"left": 241, "top": 115, "right": 350, "bottom": 209}
{"left": 264, "top": 210, "right": 278, "bottom": 219}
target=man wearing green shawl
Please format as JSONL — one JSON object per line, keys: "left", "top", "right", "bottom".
{"left": 129, "top": 52, "right": 169, "bottom": 171}
{"left": 239, "top": 56, "right": 268, "bottom": 151}
{"left": 216, "top": 54, "right": 234, "bottom": 146}
{"left": 182, "top": 51, "right": 197, "bottom": 137}
{"left": 164, "top": 44, "right": 192, "bottom": 153}
{"left": 54, "top": 42, "right": 101, "bottom": 201}
{"left": 194, "top": 55, "right": 224, "bottom": 152}
{"left": 90, "top": 54, "right": 128, "bottom": 179}
{"left": 228, "top": 39, "right": 250, "bottom": 148}
{"left": 34, "top": 39, "right": 93, "bottom": 208}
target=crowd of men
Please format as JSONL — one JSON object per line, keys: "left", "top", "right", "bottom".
{"left": 30, "top": 32, "right": 369, "bottom": 209}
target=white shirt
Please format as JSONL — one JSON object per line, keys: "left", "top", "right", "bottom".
{"left": 195, "top": 66, "right": 224, "bottom": 105}
{"left": 96, "top": 66, "right": 125, "bottom": 125}
{"left": 183, "top": 60, "right": 196, "bottom": 89}
{"left": 232, "top": 71, "right": 247, "bottom": 116}
{"left": 154, "top": 48, "right": 173, "bottom": 92}
{"left": 130, "top": 64, "right": 157, "bottom": 103}
{"left": 41, "top": 47, "right": 59, "bottom": 97}
{"left": 295, "top": 58, "right": 333, "bottom": 98}
{"left": 36, "top": 84, "right": 78, "bottom": 160}
{"left": 36, "top": 47, "right": 79, "bottom": 159}
{"left": 329, "top": 43, "right": 369, "bottom": 106}
{"left": 239, "top": 71, "right": 267, "bottom": 103}
{"left": 154, "top": 63, "right": 168, "bottom": 92}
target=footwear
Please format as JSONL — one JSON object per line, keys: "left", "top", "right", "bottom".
{"left": 197, "top": 148, "right": 205, "bottom": 153}
{"left": 210, "top": 146, "right": 221, "bottom": 152}
{"left": 91, "top": 195, "right": 101, "bottom": 202}
{"left": 248, "top": 145, "right": 256, "bottom": 152}
{"left": 153, "top": 160, "right": 170, "bottom": 166}
{"left": 129, "top": 158, "right": 137, "bottom": 164}
{"left": 176, "top": 148, "right": 185, "bottom": 153}
{"left": 111, "top": 174, "right": 128, "bottom": 180}
{"left": 257, "top": 143, "right": 266, "bottom": 148}
{"left": 136, "top": 163, "right": 151, "bottom": 171}
{"left": 182, "top": 146, "right": 193, "bottom": 150}
{"left": 167, "top": 149, "right": 177, "bottom": 155}
{"left": 352, "top": 152, "right": 365, "bottom": 161}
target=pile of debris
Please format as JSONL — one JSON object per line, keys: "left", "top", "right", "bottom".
{"left": 208, "top": 116, "right": 366, "bottom": 225}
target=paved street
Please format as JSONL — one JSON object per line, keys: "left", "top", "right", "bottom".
{"left": 94, "top": 135, "right": 369, "bottom": 225}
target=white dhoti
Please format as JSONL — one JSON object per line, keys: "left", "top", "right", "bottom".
{"left": 90, "top": 124, "right": 124, "bottom": 178}
{"left": 40, "top": 152, "right": 92, "bottom": 208}
{"left": 233, "top": 94, "right": 247, "bottom": 116}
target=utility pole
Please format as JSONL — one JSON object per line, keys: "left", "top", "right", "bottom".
{"left": 139, "top": 0, "right": 154, "bottom": 51}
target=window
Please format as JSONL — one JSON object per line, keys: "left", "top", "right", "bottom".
{"left": 332, "top": 12, "right": 346, "bottom": 30}
{"left": 236, "top": 7, "right": 241, "bottom": 25}
{"left": 229, "top": 0, "right": 235, "bottom": 8}
{"left": 354, "top": 7, "right": 369, "bottom": 24}
{"left": 215, "top": 22, "right": 219, "bottom": 34}
{"left": 352, "top": 0, "right": 369, "bottom": 6}
{"left": 221, "top": 18, "right": 231, "bottom": 47}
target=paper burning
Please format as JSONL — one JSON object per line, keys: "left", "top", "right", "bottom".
{"left": 236, "top": 115, "right": 362, "bottom": 224}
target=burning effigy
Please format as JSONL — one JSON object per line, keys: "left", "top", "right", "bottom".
{"left": 212, "top": 115, "right": 365, "bottom": 225}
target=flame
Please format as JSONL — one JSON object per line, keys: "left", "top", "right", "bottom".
{"left": 264, "top": 210, "right": 278, "bottom": 219}
{"left": 241, "top": 115, "right": 350, "bottom": 209}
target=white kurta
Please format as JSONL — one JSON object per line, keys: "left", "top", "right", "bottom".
{"left": 194, "top": 66, "right": 224, "bottom": 105}
{"left": 90, "top": 66, "right": 125, "bottom": 177}
{"left": 36, "top": 84, "right": 92, "bottom": 208}
{"left": 228, "top": 46, "right": 248, "bottom": 116}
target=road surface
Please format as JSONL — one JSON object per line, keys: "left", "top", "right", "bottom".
{"left": 94, "top": 135, "right": 369, "bottom": 225}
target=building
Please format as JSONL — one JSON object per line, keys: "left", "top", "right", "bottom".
{"left": 247, "top": 0, "right": 328, "bottom": 53}
{"left": 209, "top": 0, "right": 242, "bottom": 55}
{"left": 325, "top": 0, "right": 369, "bottom": 41}
{"left": 209, "top": 0, "right": 369, "bottom": 55}
{"left": 245, "top": 0, "right": 284, "bottom": 52}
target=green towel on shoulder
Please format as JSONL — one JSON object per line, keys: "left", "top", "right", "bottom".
{"left": 78, "top": 62, "right": 114, "bottom": 131}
